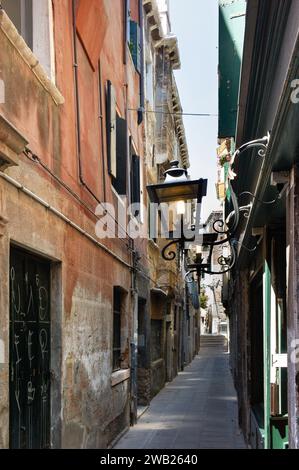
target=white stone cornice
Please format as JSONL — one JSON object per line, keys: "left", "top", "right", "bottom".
{"left": 0, "top": 113, "right": 28, "bottom": 170}
{"left": 0, "top": 10, "right": 64, "bottom": 106}
{"left": 143, "top": 0, "right": 180, "bottom": 69}
{"left": 171, "top": 78, "right": 189, "bottom": 168}
{"left": 155, "top": 34, "right": 181, "bottom": 70}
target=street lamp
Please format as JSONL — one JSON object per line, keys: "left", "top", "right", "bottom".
{"left": 147, "top": 160, "right": 235, "bottom": 274}
{"left": 147, "top": 160, "right": 207, "bottom": 262}
{"left": 147, "top": 160, "right": 207, "bottom": 204}
{"left": 146, "top": 134, "right": 271, "bottom": 276}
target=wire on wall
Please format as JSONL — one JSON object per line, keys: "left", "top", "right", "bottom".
{"left": 128, "top": 108, "right": 218, "bottom": 117}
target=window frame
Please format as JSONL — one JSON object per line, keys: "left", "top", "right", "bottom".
{"left": 106, "top": 83, "right": 128, "bottom": 196}
{"left": 1, "top": 0, "right": 33, "bottom": 48}
{"left": 129, "top": 138, "right": 143, "bottom": 223}
{"left": 150, "top": 319, "right": 163, "bottom": 363}
{"left": 0, "top": 0, "right": 56, "bottom": 82}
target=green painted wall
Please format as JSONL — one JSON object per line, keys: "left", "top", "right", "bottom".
{"left": 263, "top": 260, "right": 271, "bottom": 449}
{"left": 218, "top": 0, "right": 246, "bottom": 138}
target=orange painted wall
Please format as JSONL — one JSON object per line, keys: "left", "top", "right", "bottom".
{"left": 0, "top": 0, "right": 148, "bottom": 448}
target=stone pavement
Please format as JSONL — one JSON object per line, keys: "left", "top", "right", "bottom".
{"left": 115, "top": 335, "right": 247, "bottom": 449}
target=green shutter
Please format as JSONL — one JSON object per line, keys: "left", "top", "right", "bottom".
{"left": 219, "top": 0, "right": 246, "bottom": 138}
{"left": 130, "top": 20, "right": 141, "bottom": 73}
{"left": 263, "top": 260, "right": 271, "bottom": 449}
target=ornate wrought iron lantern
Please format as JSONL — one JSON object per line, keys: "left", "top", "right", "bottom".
{"left": 146, "top": 134, "right": 270, "bottom": 277}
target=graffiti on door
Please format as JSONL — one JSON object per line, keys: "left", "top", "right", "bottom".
{"left": 10, "top": 247, "right": 51, "bottom": 449}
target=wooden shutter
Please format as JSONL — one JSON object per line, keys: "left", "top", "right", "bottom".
{"left": 76, "top": 0, "right": 108, "bottom": 70}
{"left": 114, "top": 116, "right": 128, "bottom": 195}
{"left": 106, "top": 81, "right": 117, "bottom": 178}
{"left": 131, "top": 154, "right": 140, "bottom": 205}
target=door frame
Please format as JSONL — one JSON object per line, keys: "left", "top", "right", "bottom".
{"left": 9, "top": 243, "right": 62, "bottom": 449}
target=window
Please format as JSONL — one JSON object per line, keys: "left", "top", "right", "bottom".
{"left": 1, "top": 0, "right": 33, "bottom": 48}
{"left": 113, "top": 116, "right": 128, "bottom": 195}
{"left": 76, "top": 35, "right": 103, "bottom": 199}
{"left": 113, "top": 288, "right": 122, "bottom": 371}
{"left": 106, "top": 81, "right": 128, "bottom": 195}
{"left": 130, "top": 139, "right": 141, "bottom": 219}
{"left": 1, "top": 0, "right": 55, "bottom": 80}
{"left": 151, "top": 320, "right": 163, "bottom": 362}
{"left": 131, "top": 155, "right": 140, "bottom": 207}
{"left": 130, "top": 20, "right": 141, "bottom": 73}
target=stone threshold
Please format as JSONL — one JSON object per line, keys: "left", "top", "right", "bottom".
{"left": 137, "top": 405, "right": 149, "bottom": 420}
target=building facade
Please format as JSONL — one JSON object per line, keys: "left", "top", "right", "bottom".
{"left": 218, "top": 0, "right": 299, "bottom": 450}
{"left": 0, "top": 0, "right": 198, "bottom": 449}
{"left": 0, "top": 0, "right": 147, "bottom": 449}
{"left": 201, "top": 211, "right": 227, "bottom": 336}
{"left": 139, "top": 0, "right": 200, "bottom": 405}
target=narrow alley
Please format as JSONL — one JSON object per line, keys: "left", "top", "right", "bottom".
{"left": 1, "top": 0, "right": 299, "bottom": 456}
{"left": 115, "top": 335, "right": 246, "bottom": 450}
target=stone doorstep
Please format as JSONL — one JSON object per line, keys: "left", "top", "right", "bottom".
{"left": 137, "top": 405, "right": 150, "bottom": 420}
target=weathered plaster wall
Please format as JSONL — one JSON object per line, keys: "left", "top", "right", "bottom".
{"left": 0, "top": 0, "right": 147, "bottom": 449}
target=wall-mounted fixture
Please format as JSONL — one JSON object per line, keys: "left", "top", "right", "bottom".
{"left": 146, "top": 134, "right": 271, "bottom": 279}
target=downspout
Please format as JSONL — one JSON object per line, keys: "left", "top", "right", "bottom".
{"left": 130, "top": 0, "right": 145, "bottom": 425}
{"left": 98, "top": 59, "right": 106, "bottom": 201}
{"left": 125, "top": 2, "right": 138, "bottom": 426}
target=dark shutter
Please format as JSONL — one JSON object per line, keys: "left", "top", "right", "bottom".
{"left": 106, "top": 80, "right": 117, "bottom": 178}
{"left": 113, "top": 116, "right": 127, "bottom": 195}
{"left": 1, "top": 0, "right": 33, "bottom": 50}
{"left": 131, "top": 154, "right": 140, "bottom": 205}
{"left": 131, "top": 154, "right": 141, "bottom": 219}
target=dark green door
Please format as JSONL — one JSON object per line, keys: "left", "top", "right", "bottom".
{"left": 9, "top": 247, "right": 51, "bottom": 449}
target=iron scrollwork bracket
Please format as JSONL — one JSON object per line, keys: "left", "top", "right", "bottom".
{"left": 162, "top": 231, "right": 195, "bottom": 261}
{"left": 161, "top": 134, "right": 270, "bottom": 272}
{"left": 161, "top": 239, "right": 180, "bottom": 261}
{"left": 231, "top": 133, "right": 270, "bottom": 167}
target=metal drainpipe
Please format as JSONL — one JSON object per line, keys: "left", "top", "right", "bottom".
{"left": 130, "top": 251, "right": 138, "bottom": 425}
{"left": 124, "top": 2, "right": 138, "bottom": 426}
{"left": 130, "top": 0, "right": 146, "bottom": 426}
{"left": 98, "top": 59, "right": 106, "bottom": 201}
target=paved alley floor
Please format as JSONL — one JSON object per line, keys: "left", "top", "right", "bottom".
{"left": 115, "top": 335, "right": 247, "bottom": 449}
